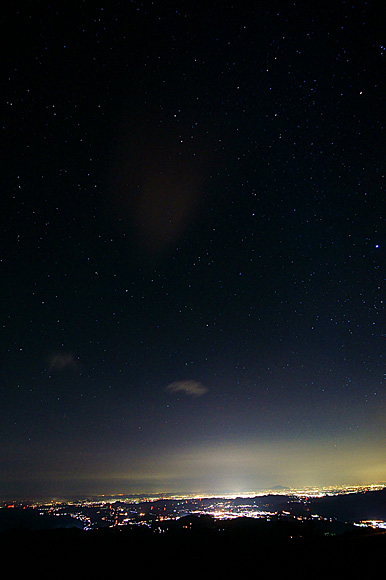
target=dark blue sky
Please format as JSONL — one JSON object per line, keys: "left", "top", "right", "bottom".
{"left": 1, "top": 1, "right": 385, "bottom": 500}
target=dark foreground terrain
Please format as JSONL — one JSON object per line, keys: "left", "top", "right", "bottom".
{"left": 1, "top": 513, "right": 385, "bottom": 576}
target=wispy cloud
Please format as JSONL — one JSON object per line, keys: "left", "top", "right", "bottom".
{"left": 165, "top": 380, "right": 208, "bottom": 397}
{"left": 48, "top": 351, "right": 79, "bottom": 372}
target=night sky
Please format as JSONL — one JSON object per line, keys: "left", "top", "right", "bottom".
{"left": 2, "top": 1, "right": 386, "bottom": 501}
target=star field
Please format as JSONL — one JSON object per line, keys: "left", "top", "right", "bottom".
{"left": 1, "top": 1, "right": 385, "bottom": 500}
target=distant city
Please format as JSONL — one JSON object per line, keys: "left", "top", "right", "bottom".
{"left": 2, "top": 483, "right": 386, "bottom": 534}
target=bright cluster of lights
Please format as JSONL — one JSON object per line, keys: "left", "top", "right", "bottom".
{"left": 357, "top": 520, "right": 386, "bottom": 530}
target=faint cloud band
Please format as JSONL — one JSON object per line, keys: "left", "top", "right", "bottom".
{"left": 165, "top": 380, "right": 208, "bottom": 397}
{"left": 48, "top": 351, "right": 79, "bottom": 372}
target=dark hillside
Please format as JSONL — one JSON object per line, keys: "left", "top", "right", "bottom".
{"left": 1, "top": 513, "right": 385, "bottom": 575}
{"left": 307, "top": 489, "right": 386, "bottom": 522}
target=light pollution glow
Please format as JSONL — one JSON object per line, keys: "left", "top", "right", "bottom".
{"left": 4, "top": 435, "right": 386, "bottom": 500}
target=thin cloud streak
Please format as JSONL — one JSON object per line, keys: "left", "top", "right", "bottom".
{"left": 165, "top": 380, "right": 208, "bottom": 397}
{"left": 48, "top": 351, "right": 79, "bottom": 372}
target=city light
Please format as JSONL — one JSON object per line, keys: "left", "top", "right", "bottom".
{"left": 3, "top": 483, "right": 385, "bottom": 533}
